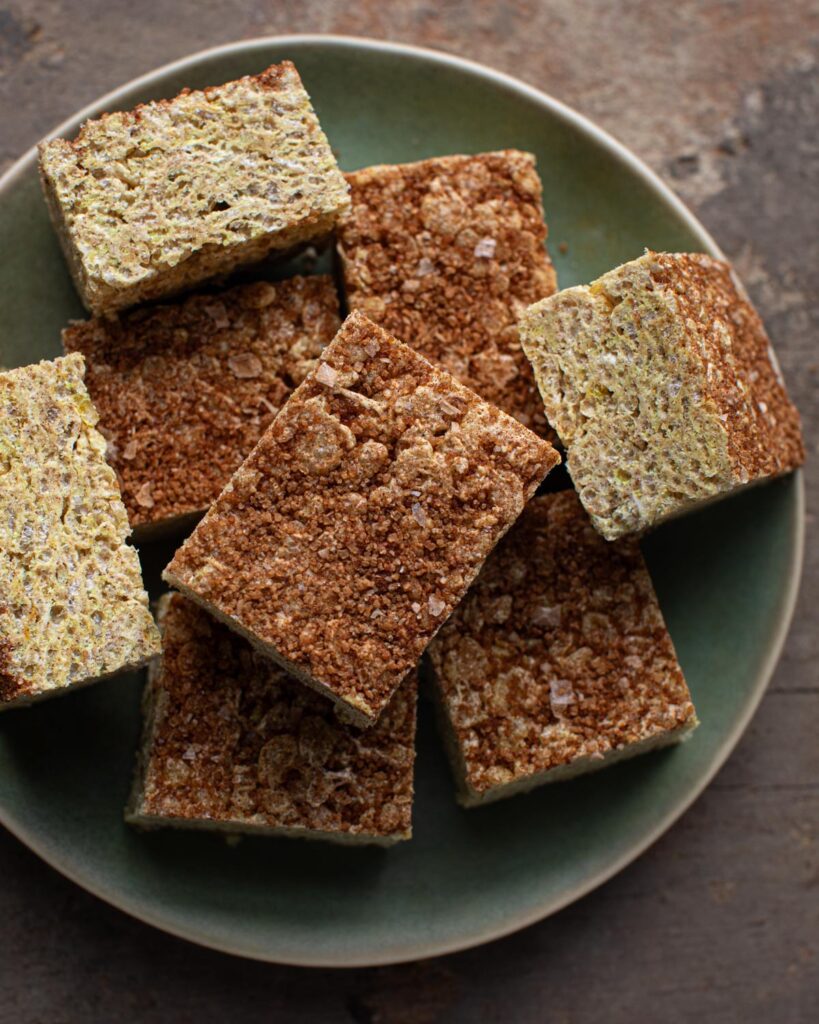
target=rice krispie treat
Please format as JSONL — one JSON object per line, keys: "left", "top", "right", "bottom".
{"left": 0, "top": 354, "right": 160, "bottom": 707}
{"left": 63, "top": 276, "right": 340, "bottom": 535}
{"left": 427, "top": 490, "right": 697, "bottom": 805}
{"left": 519, "top": 251, "right": 804, "bottom": 539}
{"left": 39, "top": 62, "right": 349, "bottom": 314}
{"left": 128, "top": 595, "right": 416, "bottom": 845}
{"left": 338, "top": 151, "right": 557, "bottom": 437}
{"left": 164, "top": 311, "right": 560, "bottom": 726}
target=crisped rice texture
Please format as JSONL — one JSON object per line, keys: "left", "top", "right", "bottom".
{"left": 63, "top": 276, "right": 340, "bottom": 533}
{"left": 338, "top": 151, "right": 557, "bottom": 438}
{"left": 128, "top": 595, "right": 416, "bottom": 844}
{"left": 39, "top": 62, "right": 350, "bottom": 314}
{"left": 164, "top": 311, "right": 559, "bottom": 726}
{"left": 520, "top": 251, "right": 804, "bottom": 539}
{"left": 0, "top": 354, "right": 160, "bottom": 706}
{"left": 427, "top": 491, "right": 697, "bottom": 806}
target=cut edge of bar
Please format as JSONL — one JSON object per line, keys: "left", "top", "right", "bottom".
{"left": 427, "top": 661, "right": 699, "bottom": 808}
{"left": 0, "top": 650, "right": 159, "bottom": 712}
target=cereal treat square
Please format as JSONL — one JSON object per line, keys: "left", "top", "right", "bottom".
{"left": 127, "top": 595, "right": 416, "bottom": 844}
{"left": 39, "top": 62, "right": 350, "bottom": 314}
{"left": 337, "top": 151, "right": 557, "bottom": 437}
{"left": 520, "top": 251, "right": 804, "bottom": 539}
{"left": 427, "top": 490, "right": 697, "bottom": 806}
{"left": 164, "top": 311, "right": 559, "bottom": 726}
{"left": 63, "top": 276, "right": 340, "bottom": 535}
{"left": 0, "top": 354, "right": 160, "bottom": 707}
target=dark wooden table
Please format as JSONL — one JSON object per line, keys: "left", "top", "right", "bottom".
{"left": 1, "top": 4, "right": 817, "bottom": 1021}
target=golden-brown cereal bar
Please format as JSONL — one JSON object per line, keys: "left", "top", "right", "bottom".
{"left": 337, "top": 151, "right": 557, "bottom": 438}
{"left": 127, "top": 594, "right": 416, "bottom": 845}
{"left": 63, "top": 276, "right": 340, "bottom": 537}
{"left": 39, "top": 62, "right": 350, "bottom": 314}
{"left": 427, "top": 490, "right": 698, "bottom": 806}
{"left": 164, "top": 311, "right": 560, "bottom": 726}
{"left": 0, "top": 354, "right": 160, "bottom": 707}
{"left": 519, "top": 251, "right": 804, "bottom": 539}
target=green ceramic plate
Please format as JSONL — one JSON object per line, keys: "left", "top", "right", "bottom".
{"left": 0, "top": 36, "right": 804, "bottom": 966}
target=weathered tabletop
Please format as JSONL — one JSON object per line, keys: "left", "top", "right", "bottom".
{"left": 1, "top": 3, "right": 817, "bottom": 1021}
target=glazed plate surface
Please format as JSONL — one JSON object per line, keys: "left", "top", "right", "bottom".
{"left": 0, "top": 36, "right": 803, "bottom": 965}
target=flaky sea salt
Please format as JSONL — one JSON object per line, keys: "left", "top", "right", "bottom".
{"left": 549, "top": 678, "right": 575, "bottom": 709}
{"left": 315, "top": 362, "right": 338, "bottom": 386}
{"left": 473, "top": 237, "right": 496, "bottom": 259}
{"left": 416, "top": 257, "right": 436, "bottom": 276}
{"left": 411, "top": 502, "right": 428, "bottom": 527}
{"left": 202, "top": 302, "right": 230, "bottom": 329}
{"left": 531, "top": 604, "right": 562, "bottom": 628}
{"left": 428, "top": 594, "right": 446, "bottom": 617}
{"left": 135, "top": 482, "right": 154, "bottom": 509}
{"left": 228, "top": 352, "right": 263, "bottom": 379}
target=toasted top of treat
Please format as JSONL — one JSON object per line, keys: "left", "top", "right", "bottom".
{"left": 63, "top": 276, "right": 340, "bottom": 529}
{"left": 428, "top": 490, "right": 696, "bottom": 795}
{"left": 0, "top": 354, "right": 160, "bottom": 702}
{"left": 39, "top": 62, "right": 349, "bottom": 304}
{"left": 165, "top": 311, "right": 559, "bottom": 723}
{"left": 520, "top": 251, "right": 804, "bottom": 538}
{"left": 136, "top": 595, "right": 416, "bottom": 838}
{"left": 638, "top": 253, "right": 803, "bottom": 474}
{"left": 338, "top": 150, "right": 557, "bottom": 436}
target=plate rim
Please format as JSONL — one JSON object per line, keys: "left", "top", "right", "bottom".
{"left": 0, "top": 32, "right": 806, "bottom": 967}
